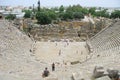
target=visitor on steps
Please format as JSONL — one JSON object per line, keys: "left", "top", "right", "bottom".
{"left": 42, "top": 67, "right": 50, "bottom": 78}
{"left": 59, "top": 50, "right": 61, "bottom": 56}
{"left": 52, "top": 63, "right": 55, "bottom": 71}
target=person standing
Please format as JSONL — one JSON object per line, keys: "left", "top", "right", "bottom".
{"left": 42, "top": 67, "right": 50, "bottom": 77}
{"left": 59, "top": 50, "right": 61, "bottom": 56}
{"left": 52, "top": 63, "right": 55, "bottom": 71}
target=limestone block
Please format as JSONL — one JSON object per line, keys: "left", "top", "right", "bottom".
{"left": 71, "top": 61, "right": 80, "bottom": 65}
{"left": 107, "top": 68, "right": 119, "bottom": 79}
{"left": 95, "top": 76, "right": 111, "bottom": 80}
{"left": 93, "top": 66, "right": 105, "bottom": 78}
{"left": 72, "top": 72, "right": 84, "bottom": 80}
{"left": 44, "top": 77, "right": 58, "bottom": 80}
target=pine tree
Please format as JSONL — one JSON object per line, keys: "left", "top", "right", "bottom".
{"left": 38, "top": 0, "right": 40, "bottom": 11}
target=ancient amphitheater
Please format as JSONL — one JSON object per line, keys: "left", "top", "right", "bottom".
{"left": 0, "top": 19, "right": 120, "bottom": 80}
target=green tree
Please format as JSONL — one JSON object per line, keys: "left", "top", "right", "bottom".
{"left": 5, "top": 14, "right": 16, "bottom": 20}
{"left": 59, "top": 5, "right": 87, "bottom": 20}
{"left": 59, "top": 5, "right": 64, "bottom": 12}
{"left": 51, "top": 7, "right": 59, "bottom": 11}
{"left": 36, "top": 12, "right": 52, "bottom": 24}
{"left": 89, "top": 7, "right": 96, "bottom": 15}
{"left": 48, "top": 11, "right": 57, "bottom": 20}
{"left": 66, "top": 5, "right": 82, "bottom": 12}
{"left": 81, "top": 8, "right": 89, "bottom": 15}
{"left": 73, "top": 12, "right": 84, "bottom": 19}
{"left": 110, "top": 10, "right": 120, "bottom": 18}
{"left": 38, "top": 0, "right": 40, "bottom": 11}
{"left": 23, "top": 10, "right": 32, "bottom": 18}
{"left": 95, "top": 9, "right": 109, "bottom": 18}
{"left": 58, "top": 12, "right": 64, "bottom": 19}
{"left": 62, "top": 11, "right": 73, "bottom": 20}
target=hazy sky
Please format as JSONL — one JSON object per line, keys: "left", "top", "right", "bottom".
{"left": 0, "top": 0, "right": 120, "bottom": 7}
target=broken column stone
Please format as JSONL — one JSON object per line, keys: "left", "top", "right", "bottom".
{"left": 107, "top": 68, "right": 119, "bottom": 80}
{"left": 93, "top": 66, "right": 105, "bottom": 78}
{"left": 72, "top": 72, "right": 84, "bottom": 80}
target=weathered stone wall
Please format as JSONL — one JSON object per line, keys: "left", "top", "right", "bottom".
{"left": 30, "top": 24, "right": 81, "bottom": 41}
{"left": 13, "top": 19, "right": 111, "bottom": 41}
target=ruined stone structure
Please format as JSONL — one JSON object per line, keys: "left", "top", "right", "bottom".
{"left": 0, "top": 18, "right": 120, "bottom": 80}
{"left": 28, "top": 19, "right": 110, "bottom": 41}
{"left": 13, "top": 18, "right": 112, "bottom": 42}
{"left": 30, "top": 24, "right": 81, "bottom": 41}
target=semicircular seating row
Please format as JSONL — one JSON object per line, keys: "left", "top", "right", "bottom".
{"left": 88, "top": 20, "right": 120, "bottom": 58}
